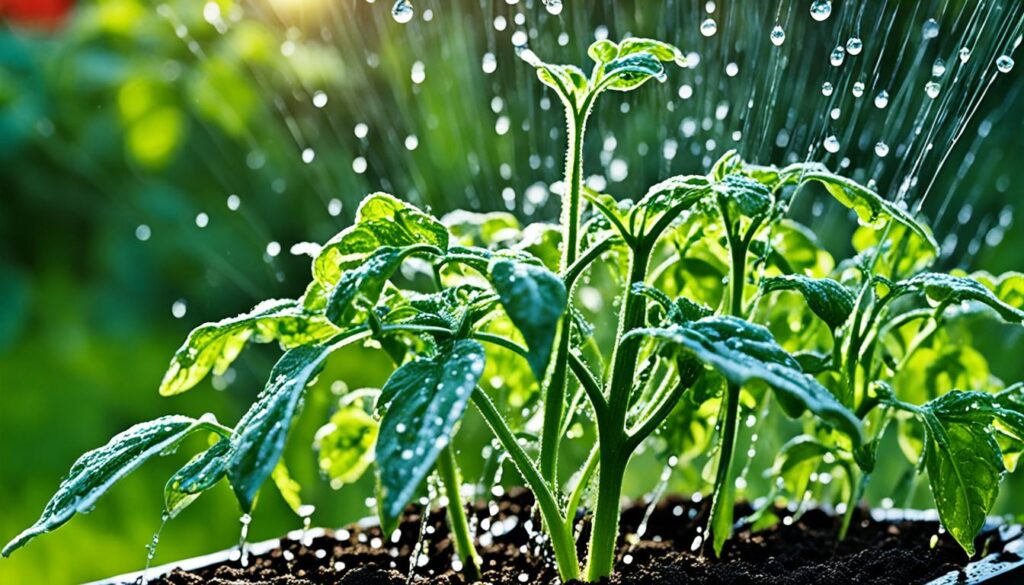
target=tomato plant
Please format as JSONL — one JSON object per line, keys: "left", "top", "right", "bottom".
{"left": 4, "top": 37, "right": 1023, "bottom": 584}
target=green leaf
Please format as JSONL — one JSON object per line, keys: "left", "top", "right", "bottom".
{"left": 3, "top": 415, "right": 222, "bottom": 556}
{"left": 160, "top": 299, "right": 337, "bottom": 396}
{"left": 899, "top": 273, "right": 1024, "bottom": 324}
{"left": 518, "top": 48, "right": 589, "bottom": 103}
{"left": 270, "top": 461, "right": 305, "bottom": 515}
{"left": 488, "top": 259, "right": 567, "bottom": 381}
{"left": 762, "top": 275, "right": 854, "bottom": 331}
{"left": 325, "top": 244, "right": 440, "bottom": 327}
{"left": 771, "top": 435, "right": 831, "bottom": 500}
{"left": 617, "top": 38, "right": 686, "bottom": 66}
{"left": 164, "top": 438, "right": 230, "bottom": 519}
{"left": 227, "top": 330, "right": 367, "bottom": 512}
{"left": 314, "top": 403, "right": 379, "bottom": 488}
{"left": 375, "top": 339, "right": 485, "bottom": 533}
{"left": 313, "top": 193, "right": 449, "bottom": 288}
{"left": 783, "top": 165, "right": 937, "bottom": 252}
{"left": 760, "top": 219, "right": 836, "bottom": 278}
{"left": 441, "top": 210, "right": 520, "bottom": 247}
{"left": 587, "top": 39, "right": 619, "bottom": 64}
{"left": 628, "top": 317, "right": 863, "bottom": 445}
{"left": 920, "top": 392, "right": 1005, "bottom": 555}
{"left": 603, "top": 52, "right": 666, "bottom": 91}
{"left": 631, "top": 175, "right": 711, "bottom": 238}
{"left": 715, "top": 173, "right": 771, "bottom": 218}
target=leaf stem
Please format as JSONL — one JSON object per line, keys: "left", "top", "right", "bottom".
{"left": 470, "top": 390, "right": 580, "bottom": 581}
{"left": 584, "top": 243, "right": 653, "bottom": 581}
{"left": 436, "top": 445, "right": 482, "bottom": 581}
{"left": 540, "top": 94, "right": 594, "bottom": 486}
{"left": 708, "top": 206, "right": 747, "bottom": 554}
{"left": 564, "top": 444, "right": 601, "bottom": 535}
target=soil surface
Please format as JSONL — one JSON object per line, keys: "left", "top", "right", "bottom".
{"left": 147, "top": 489, "right": 1016, "bottom": 585}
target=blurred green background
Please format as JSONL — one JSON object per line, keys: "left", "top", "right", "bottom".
{"left": 1, "top": 0, "right": 1022, "bottom": 582}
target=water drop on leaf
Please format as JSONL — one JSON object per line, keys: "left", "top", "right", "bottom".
{"left": 996, "top": 55, "right": 1015, "bottom": 73}
{"left": 770, "top": 25, "right": 786, "bottom": 46}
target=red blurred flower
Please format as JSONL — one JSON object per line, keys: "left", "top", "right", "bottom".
{"left": 1, "top": 0, "right": 75, "bottom": 29}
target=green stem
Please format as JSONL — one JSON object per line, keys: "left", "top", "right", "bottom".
{"left": 709, "top": 382, "right": 740, "bottom": 554}
{"left": 436, "top": 445, "right": 482, "bottom": 581}
{"left": 584, "top": 449, "right": 626, "bottom": 581}
{"left": 471, "top": 390, "right": 580, "bottom": 581}
{"left": 708, "top": 211, "right": 747, "bottom": 555}
{"left": 540, "top": 98, "right": 593, "bottom": 485}
{"left": 838, "top": 466, "right": 866, "bottom": 540}
{"left": 564, "top": 444, "right": 601, "bottom": 535}
{"left": 584, "top": 244, "right": 653, "bottom": 581}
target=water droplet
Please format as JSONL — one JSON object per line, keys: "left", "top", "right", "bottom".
{"left": 959, "top": 47, "right": 971, "bottom": 63}
{"left": 301, "top": 148, "right": 315, "bottom": 164}
{"left": 830, "top": 46, "right": 845, "bottom": 67}
{"left": 823, "top": 135, "right": 840, "bottom": 153}
{"left": 135, "top": 224, "right": 151, "bottom": 241}
{"left": 700, "top": 18, "right": 717, "bottom": 37}
{"left": 996, "top": 55, "right": 1015, "bottom": 73}
{"left": 770, "top": 25, "right": 786, "bottom": 46}
{"left": 511, "top": 30, "right": 528, "bottom": 49}
{"left": 922, "top": 18, "right": 939, "bottom": 39}
{"left": 925, "top": 81, "right": 941, "bottom": 99}
{"left": 171, "top": 299, "right": 187, "bottom": 319}
{"left": 852, "top": 82, "right": 864, "bottom": 97}
{"left": 542, "top": 0, "right": 562, "bottom": 16}
{"left": 874, "top": 90, "right": 889, "bottom": 108}
{"left": 312, "top": 91, "right": 328, "bottom": 108}
{"left": 391, "top": 0, "right": 414, "bottom": 24}
{"left": 810, "top": 0, "right": 832, "bottom": 21}
{"left": 846, "top": 37, "right": 863, "bottom": 55}
{"left": 821, "top": 82, "right": 834, "bottom": 96}
{"left": 932, "top": 58, "right": 946, "bottom": 77}
{"left": 874, "top": 142, "right": 889, "bottom": 157}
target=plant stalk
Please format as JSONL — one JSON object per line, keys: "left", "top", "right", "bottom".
{"left": 540, "top": 102, "right": 592, "bottom": 485}
{"left": 708, "top": 214, "right": 747, "bottom": 554}
{"left": 471, "top": 390, "right": 580, "bottom": 581}
{"left": 584, "top": 245, "right": 652, "bottom": 581}
{"left": 436, "top": 445, "right": 482, "bottom": 581}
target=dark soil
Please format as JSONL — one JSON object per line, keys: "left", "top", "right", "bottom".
{"left": 147, "top": 489, "right": 1017, "bottom": 585}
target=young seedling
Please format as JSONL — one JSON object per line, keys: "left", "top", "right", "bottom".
{"left": 5, "top": 37, "right": 1023, "bottom": 585}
